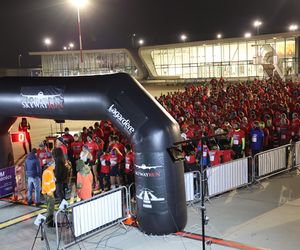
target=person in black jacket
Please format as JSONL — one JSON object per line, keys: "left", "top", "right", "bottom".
{"left": 25, "top": 148, "right": 41, "bottom": 205}
{"left": 52, "top": 147, "right": 67, "bottom": 202}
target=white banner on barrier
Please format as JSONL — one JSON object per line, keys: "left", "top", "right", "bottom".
{"left": 258, "top": 147, "right": 286, "bottom": 176}
{"left": 207, "top": 158, "right": 248, "bottom": 197}
{"left": 73, "top": 190, "right": 122, "bottom": 237}
{"left": 184, "top": 172, "right": 195, "bottom": 202}
{"left": 295, "top": 142, "right": 300, "bottom": 166}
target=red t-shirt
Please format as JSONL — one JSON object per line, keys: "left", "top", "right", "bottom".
{"left": 71, "top": 141, "right": 84, "bottom": 159}
{"left": 37, "top": 148, "right": 51, "bottom": 166}
{"left": 85, "top": 142, "right": 99, "bottom": 160}
{"left": 125, "top": 151, "right": 134, "bottom": 174}
{"left": 100, "top": 153, "right": 110, "bottom": 174}
{"left": 93, "top": 128, "right": 104, "bottom": 139}
{"left": 231, "top": 129, "right": 245, "bottom": 146}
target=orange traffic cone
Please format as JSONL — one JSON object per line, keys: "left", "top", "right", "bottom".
{"left": 123, "top": 213, "right": 136, "bottom": 226}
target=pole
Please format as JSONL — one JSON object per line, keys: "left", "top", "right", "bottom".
{"left": 77, "top": 7, "right": 83, "bottom": 66}
{"left": 199, "top": 138, "right": 206, "bottom": 250}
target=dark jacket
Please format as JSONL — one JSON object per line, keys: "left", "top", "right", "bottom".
{"left": 54, "top": 158, "right": 68, "bottom": 183}
{"left": 25, "top": 152, "right": 41, "bottom": 178}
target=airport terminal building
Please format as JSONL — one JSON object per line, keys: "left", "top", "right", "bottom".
{"left": 30, "top": 31, "right": 300, "bottom": 82}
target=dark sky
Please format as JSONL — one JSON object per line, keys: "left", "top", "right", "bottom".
{"left": 0, "top": 0, "right": 299, "bottom": 68}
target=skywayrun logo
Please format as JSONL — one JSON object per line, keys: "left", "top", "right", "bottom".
{"left": 108, "top": 104, "right": 135, "bottom": 134}
{"left": 21, "top": 91, "right": 64, "bottom": 109}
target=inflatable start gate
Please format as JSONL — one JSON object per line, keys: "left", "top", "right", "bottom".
{"left": 0, "top": 73, "right": 187, "bottom": 235}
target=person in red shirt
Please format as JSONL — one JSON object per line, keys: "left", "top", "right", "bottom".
{"left": 80, "top": 127, "right": 88, "bottom": 143}
{"left": 70, "top": 134, "right": 84, "bottom": 175}
{"left": 85, "top": 135, "right": 99, "bottom": 191}
{"left": 108, "top": 136, "right": 125, "bottom": 155}
{"left": 56, "top": 137, "right": 68, "bottom": 160}
{"left": 98, "top": 151, "right": 111, "bottom": 191}
{"left": 109, "top": 148, "right": 123, "bottom": 189}
{"left": 62, "top": 127, "right": 74, "bottom": 149}
{"left": 124, "top": 144, "right": 134, "bottom": 186}
{"left": 37, "top": 142, "right": 52, "bottom": 170}
{"left": 93, "top": 122, "right": 104, "bottom": 139}
{"left": 18, "top": 117, "right": 32, "bottom": 154}
{"left": 230, "top": 123, "right": 245, "bottom": 159}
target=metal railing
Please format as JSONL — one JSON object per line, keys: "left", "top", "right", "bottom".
{"left": 295, "top": 141, "right": 300, "bottom": 167}
{"left": 253, "top": 144, "right": 291, "bottom": 181}
{"left": 184, "top": 171, "right": 201, "bottom": 204}
{"left": 55, "top": 186, "right": 129, "bottom": 249}
{"left": 206, "top": 157, "right": 250, "bottom": 197}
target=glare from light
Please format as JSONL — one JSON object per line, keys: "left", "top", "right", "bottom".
{"left": 244, "top": 32, "right": 252, "bottom": 38}
{"left": 180, "top": 34, "right": 187, "bottom": 42}
{"left": 69, "top": 42, "right": 74, "bottom": 49}
{"left": 289, "top": 24, "right": 298, "bottom": 31}
{"left": 63, "top": 46, "right": 67, "bottom": 50}
{"left": 253, "top": 20, "right": 262, "bottom": 27}
{"left": 138, "top": 39, "right": 144, "bottom": 45}
{"left": 44, "top": 38, "right": 52, "bottom": 46}
{"left": 70, "top": 0, "right": 88, "bottom": 8}
{"left": 217, "top": 33, "right": 222, "bottom": 39}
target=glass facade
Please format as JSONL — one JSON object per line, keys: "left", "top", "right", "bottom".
{"left": 150, "top": 37, "right": 297, "bottom": 79}
{"left": 41, "top": 50, "right": 139, "bottom": 78}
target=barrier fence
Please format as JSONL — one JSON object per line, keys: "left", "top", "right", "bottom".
{"left": 253, "top": 144, "right": 291, "bottom": 181}
{"left": 295, "top": 141, "right": 300, "bottom": 167}
{"left": 184, "top": 171, "right": 201, "bottom": 203}
{"left": 207, "top": 157, "right": 249, "bottom": 197}
{"left": 55, "top": 186, "right": 129, "bottom": 249}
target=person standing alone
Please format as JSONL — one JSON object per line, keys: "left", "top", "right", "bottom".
{"left": 18, "top": 117, "right": 32, "bottom": 154}
{"left": 25, "top": 148, "right": 41, "bottom": 206}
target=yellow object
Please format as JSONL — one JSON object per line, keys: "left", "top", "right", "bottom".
{"left": 42, "top": 165, "right": 56, "bottom": 195}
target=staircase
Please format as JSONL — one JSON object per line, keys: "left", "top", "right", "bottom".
{"left": 253, "top": 44, "right": 284, "bottom": 80}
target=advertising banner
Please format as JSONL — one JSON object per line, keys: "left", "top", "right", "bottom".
{"left": 0, "top": 166, "right": 16, "bottom": 198}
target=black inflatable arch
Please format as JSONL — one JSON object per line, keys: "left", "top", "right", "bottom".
{"left": 0, "top": 73, "right": 187, "bottom": 235}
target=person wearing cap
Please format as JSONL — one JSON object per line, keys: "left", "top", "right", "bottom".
{"left": 25, "top": 148, "right": 41, "bottom": 206}
{"left": 18, "top": 117, "right": 32, "bottom": 154}
{"left": 42, "top": 160, "right": 56, "bottom": 227}
{"left": 56, "top": 137, "right": 68, "bottom": 160}
{"left": 76, "top": 160, "right": 93, "bottom": 200}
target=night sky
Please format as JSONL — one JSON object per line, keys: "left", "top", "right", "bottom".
{"left": 0, "top": 0, "right": 299, "bottom": 68}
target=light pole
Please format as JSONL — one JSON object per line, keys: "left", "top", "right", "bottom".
{"left": 217, "top": 33, "right": 222, "bottom": 39}
{"left": 69, "top": 42, "right": 75, "bottom": 50}
{"left": 131, "top": 33, "right": 136, "bottom": 48}
{"left": 244, "top": 32, "right": 252, "bottom": 38}
{"left": 70, "top": 0, "right": 87, "bottom": 66}
{"left": 180, "top": 34, "right": 187, "bottom": 42}
{"left": 289, "top": 24, "right": 298, "bottom": 31}
{"left": 253, "top": 20, "right": 262, "bottom": 35}
{"left": 138, "top": 39, "right": 144, "bottom": 46}
{"left": 44, "top": 38, "right": 52, "bottom": 51}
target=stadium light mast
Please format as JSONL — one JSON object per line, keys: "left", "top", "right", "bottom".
{"left": 138, "top": 39, "right": 145, "bottom": 46}
{"left": 44, "top": 37, "right": 52, "bottom": 51}
{"left": 180, "top": 34, "right": 187, "bottom": 42}
{"left": 70, "top": 0, "right": 88, "bottom": 65}
{"left": 253, "top": 20, "right": 262, "bottom": 35}
{"left": 244, "top": 32, "right": 252, "bottom": 38}
{"left": 289, "top": 24, "right": 298, "bottom": 31}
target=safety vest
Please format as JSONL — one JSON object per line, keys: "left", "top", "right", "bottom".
{"left": 42, "top": 165, "right": 56, "bottom": 195}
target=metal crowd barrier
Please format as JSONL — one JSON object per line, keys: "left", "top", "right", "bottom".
{"left": 206, "top": 157, "right": 250, "bottom": 197}
{"left": 184, "top": 171, "right": 201, "bottom": 204}
{"left": 253, "top": 144, "right": 291, "bottom": 181}
{"left": 55, "top": 186, "right": 129, "bottom": 249}
{"left": 295, "top": 141, "right": 300, "bottom": 167}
